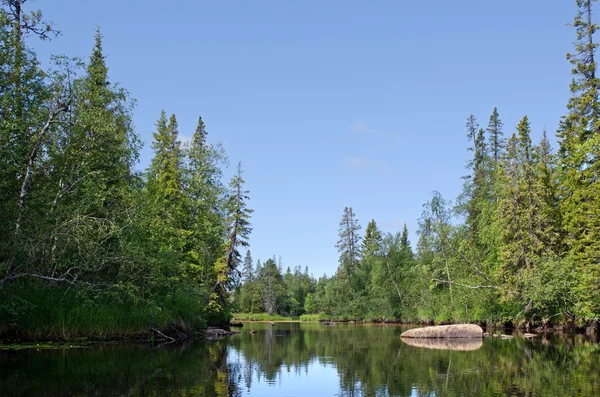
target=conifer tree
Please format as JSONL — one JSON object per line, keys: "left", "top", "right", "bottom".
{"left": 32, "top": 29, "right": 139, "bottom": 280}
{"left": 534, "top": 130, "right": 562, "bottom": 253}
{"left": 497, "top": 117, "right": 562, "bottom": 315}
{"left": 183, "top": 116, "right": 226, "bottom": 277}
{"left": 335, "top": 206, "right": 362, "bottom": 297}
{"left": 243, "top": 250, "right": 254, "bottom": 282}
{"left": 361, "top": 219, "right": 382, "bottom": 256}
{"left": 213, "top": 162, "right": 253, "bottom": 304}
{"left": 487, "top": 107, "right": 505, "bottom": 165}
{"left": 557, "top": 0, "right": 600, "bottom": 317}
{"left": 148, "top": 111, "right": 182, "bottom": 202}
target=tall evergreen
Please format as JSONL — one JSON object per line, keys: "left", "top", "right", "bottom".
{"left": 148, "top": 111, "right": 182, "bottom": 201}
{"left": 335, "top": 207, "right": 362, "bottom": 297}
{"left": 213, "top": 162, "right": 253, "bottom": 305}
{"left": 557, "top": 0, "right": 600, "bottom": 318}
{"left": 183, "top": 116, "right": 226, "bottom": 276}
{"left": 361, "top": 219, "right": 382, "bottom": 256}
{"left": 243, "top": 250, "right": 254, "bottom": 282}
{"left": 487, "top": 107, "right": 505, "bottom": 165}
{"left": 497, "top": 117, "right": 563, "bottom": 315}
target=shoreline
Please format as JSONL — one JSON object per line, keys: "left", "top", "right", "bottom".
{"left": 3, "top": 318, "right": 598, "bottom": 347}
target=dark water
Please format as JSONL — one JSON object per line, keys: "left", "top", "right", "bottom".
{"left": 1, "top": 323, "right": 599, "bottom": 396}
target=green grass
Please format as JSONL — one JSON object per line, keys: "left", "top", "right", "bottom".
{"left": 232, "top": 313, "right": 297, "bottom": 321}
{"left": 299, "top": 313, "right": 330, "bottom": 321}
{"left": 0, "top": 283, "right": 210, "bottom": 341}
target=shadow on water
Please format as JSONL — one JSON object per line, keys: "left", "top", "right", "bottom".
{"left": 1, "top": 323, "right": 599, "bottom": 396}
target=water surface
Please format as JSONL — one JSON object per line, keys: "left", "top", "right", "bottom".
{"left": 1, "top": 322, "right": 599, "bottom": 396}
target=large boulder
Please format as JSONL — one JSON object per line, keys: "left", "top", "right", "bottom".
{"left": 400, "top": 324, "right": 483, "bottom": 339}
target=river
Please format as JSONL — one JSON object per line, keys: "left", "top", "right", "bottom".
{"left": 1, "top": 322, "right": 599, "bottom": 396}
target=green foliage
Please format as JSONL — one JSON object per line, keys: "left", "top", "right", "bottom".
{"left": 232, "top": 313, "right": 295, "bottom": 321}
{"left": 0, "top": 1, "right": 249, "bottom": 339}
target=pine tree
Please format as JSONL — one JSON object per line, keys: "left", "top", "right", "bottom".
{"left": 183, "top": 115, "right": 226, "bottom": 277}
{"left": 465, "top": 114, "right": 479, "bottom": 153}
{"left": 400, "top": 223, "right": 413, "bottom": 260}
{"left": 148, "top": 111, "right": 182, "bottom": 202}
{"left": 32, "top": 29, "right": 139, "bottom": 280}
{"left": 557, "top": 0, "right": 600, "bottom": 318}
{"left": 534, "top": 130, "right": 562, "bottom": 253}
{"left": 487, "top": 107, "right": 505, "bottom": 165}
{"left": 497, "top": 117, "right": 563, "bottom": 315}
{"left": 361, "top": 219, "right": 382, "bottom": 256}
{"left": 335, "top": 206, "right": 362, "bottom": 297}
{"left": 213, "top": 162, "right": 253, "bottom": 304}
{"left": 243, "top": 250, "right": 254, "bottom": 282}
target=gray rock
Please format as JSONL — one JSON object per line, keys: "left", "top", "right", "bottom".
{"left": 400, "top": 324, "right": 484, "bottom": 339}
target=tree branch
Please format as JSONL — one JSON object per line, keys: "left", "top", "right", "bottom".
{"left": 432, "top": 278, "right": 498, "bottom": 290}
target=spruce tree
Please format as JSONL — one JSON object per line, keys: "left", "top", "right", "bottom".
{"left": 243, "top": 250, "right": 254, "bottom": 282}
{"left": 361, "top": 219, "right": 382, "bottom": 256}
{"left": 183, "top": 115, "right": 226, "bottom": 277}
{"left": 148, "top": 111, "right": 182, "bottom": 202}
{"left": 213, "top": 162, "right": 253, "bottom": 304}
{"left": 34, "top": 29, "right": 139, "bottom": 281}
{"left": 497, "top": 117, "right": 563, "bottom": 315}
{"left": 557, "top": 0, "right": 600, "bottom": 318}
{"left": 487, "top": 107, "right": 505, "bottom": 165}
{"left": 335, "top": 206, "right": 362, "bottom": 297}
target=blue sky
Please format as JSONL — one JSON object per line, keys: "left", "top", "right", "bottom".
{"left": 32, "top": 0, "right": 575, "bottom": 277}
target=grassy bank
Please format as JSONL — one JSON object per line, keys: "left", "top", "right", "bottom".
{"left": 232, "top": 313, "right": 298, "bottom": 322}
{"left": 0, "top": 284, "right": 218, "bottom": 342}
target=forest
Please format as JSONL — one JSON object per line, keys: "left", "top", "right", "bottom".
{"left": 0, "top": 0, "right": 252, "bottom": 338}
{"left": 236, "top": 0, "right": 600, "bottom": 330}
{"left": 1, "top": 0, "right": 600, "bottom": 341}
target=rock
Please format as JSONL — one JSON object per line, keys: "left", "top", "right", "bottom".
{"left": 500, "top": 334, "right": 514, "bottom": 339}
{"left": 322, "top": 321, "right": 336, "bottom": 326}
{"left": 401, "top": 337, "right": 483, "bottom": 351}
{"left": 400, "top": 324, "right": 484, "bottom": 339}
{"left": 249, "top": 330, "right": 257, "bottom": 334}
{"left": 205, "top": 328, "right": 240, "bottom": 340}
{"left": 523, "top": 333, "right": 537, "bottom": 338}
{"left": 483, "top": 332, "right": 490, "bottom": 337}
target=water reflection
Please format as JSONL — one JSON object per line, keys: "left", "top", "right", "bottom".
{"left": 400, "top": 337, "right": 483, "bottom": 351}
{"left": 1, "top": 323, "right": 599, "bottom": 396}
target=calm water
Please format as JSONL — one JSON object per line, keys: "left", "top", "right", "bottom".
{"left": 1, "top": 323, "right": 599, "bottom": 396}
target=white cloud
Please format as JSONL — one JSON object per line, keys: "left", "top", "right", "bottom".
{"left": 350, "top": 121, "right": 379, "bottom": 134}
{"left": 344, "top": 156, "right": 367, "bottom": 170}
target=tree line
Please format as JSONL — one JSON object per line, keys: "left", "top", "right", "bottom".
{"left": 236, "top": 0, "right": 600, "bottom": 328}
{"left": 2, "top": 0, "right": 600, "bottom": 336}
{"left": 0, "top": 0, "right": 251, "bottom": 337}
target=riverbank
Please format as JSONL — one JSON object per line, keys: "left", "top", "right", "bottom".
{"left": 0, "top": 285, "right": 230, "bottom": 344}
{"left": 233, "top": 313, "right": 600, "bottom": 335}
